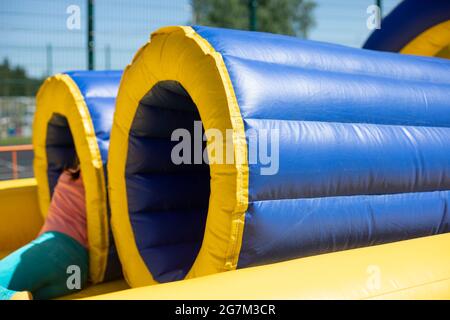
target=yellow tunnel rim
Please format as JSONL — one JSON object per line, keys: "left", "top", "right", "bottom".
{"left": 108, "top": 26, "right": 249, "bottom": 287}
{"left": 400, "top": 20, "right": 450, "bottom": 58}
{"left": 33, "top": 73, "right": 109, "bottom": 283}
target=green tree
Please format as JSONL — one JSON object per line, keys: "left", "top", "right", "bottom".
{"left": 192, "top": 0, "right": 317, "bottom": 38}
{"left": 0, "top": 58, "right": 43, "bottom": 96}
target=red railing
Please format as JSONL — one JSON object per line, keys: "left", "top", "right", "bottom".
{"left": 0, "top": 144, "right": 33, "bottom": 179}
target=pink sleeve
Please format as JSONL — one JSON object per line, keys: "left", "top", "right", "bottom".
{"left": 40, "top": 171, "right": 88, "bottom": 248}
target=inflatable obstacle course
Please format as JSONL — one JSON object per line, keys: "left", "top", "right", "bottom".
{"left": 33, "top": 71, "right": 122, "bottom": 283}
{"left": 3, "top": 178, "right": 450, "bottom": 299}
{"left": 10, "top": 1, "right": 450, "bottom": 299}
{"left": 108, "top": 26, "right": 450, "bottom": 288}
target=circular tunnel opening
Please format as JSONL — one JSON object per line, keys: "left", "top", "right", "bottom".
{"left": 125, "top": 81, "right": 210, "bottom": 283}
{"left": 45, "top": 113, "right": 77, "bottom": 197}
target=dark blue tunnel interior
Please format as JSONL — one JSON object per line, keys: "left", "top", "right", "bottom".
{"left": 45, "top": 112, "right": 123, "bottom": 281}
{"left": 125, "top": 81, "right": 210, "bottom": 283}
{"left": 46, "top": 113, "right": 76, "bottom": 197}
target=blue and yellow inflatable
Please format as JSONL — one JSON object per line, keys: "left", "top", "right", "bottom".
{"left": 108, "top": 26, "right": 450, "bottom": 287}
{"left": 19, "top": 1, "right": 450, "bottom": 299}
{"left": 364, "top": 0, "right": 450, "bottom": 58}
{"left": 33, "top": 71, "right": 122, "bottom": 284}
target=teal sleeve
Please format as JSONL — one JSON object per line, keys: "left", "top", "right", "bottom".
{"left": 0, "top": 231, "right": 89, "bottom": 300}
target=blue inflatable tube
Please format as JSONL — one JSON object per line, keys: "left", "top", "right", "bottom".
{"left": 108, "top": 26, "right": 450, "bottom": 287}
{"left": 33, "top": 70, "right": 122, "bottom": 283}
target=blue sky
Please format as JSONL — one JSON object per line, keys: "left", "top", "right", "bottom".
{"left": 0, "top": 0, "right": 400, "bottom": 78}
{"left": 310, "top": 0, "right": 400, "bottom": 45}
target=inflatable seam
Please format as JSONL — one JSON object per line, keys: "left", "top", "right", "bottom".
{"left": 223, "top": 53, "right": 450, "bottom": 86}
{"left": 243, "top": 118, "right": 450, "bottom": 130}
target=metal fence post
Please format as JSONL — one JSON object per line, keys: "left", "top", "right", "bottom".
{"left": 88, "top": 0, "right": 95, "bottom": 70}
{"left": 249, "top": 0, "right": 257, "bottom": 31}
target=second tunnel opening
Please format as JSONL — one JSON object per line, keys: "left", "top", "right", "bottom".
{"left": 46, "top": 113, "right": 77, "bottom": 197}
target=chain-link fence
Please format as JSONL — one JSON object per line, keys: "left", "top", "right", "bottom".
{"left": 1, "top": 0, "right": 192, "bottom": 75}
{"left": 0, "top": 97, "right": 34, "bottom": 179}
{"left": 0, "top": 0, "right": 401, "bottom": 180}
{"left": 0, "top": 0, "right": 192, "bottom": 180}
